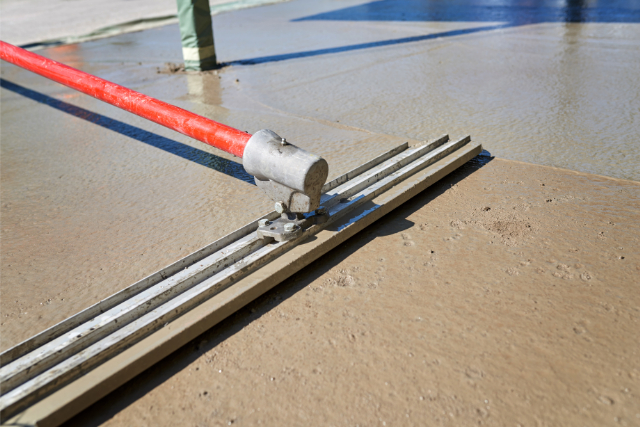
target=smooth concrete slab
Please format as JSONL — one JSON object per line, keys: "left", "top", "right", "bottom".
{"left": 211, "top": 0, "right": 640, "bottom": 181}
{"left": 1, "top": 0, "right": 639, "bottom": 424}
{"left": 0, "top": 22, "right": 411, "bottom": 351}
{"left": 64, "top": 157, "right": 640, "bottom": 427}
{"left": 0, "top": 0, "right": 291, "bottom": 47}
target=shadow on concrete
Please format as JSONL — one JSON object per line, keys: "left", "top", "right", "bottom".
{"left": 63, "top": 153, "right": 494, "bottom": 426}
{"left": 295, "top": 0, "right": 639, "bottom": 24}
{"left": 227, "top": 24, "right": 507, "bottom": 65}
{"left": 226, "top": 0, "right": 638, "bottom": 66}
{"left": 0, "top": 79, "right": 255, "bottom": 185}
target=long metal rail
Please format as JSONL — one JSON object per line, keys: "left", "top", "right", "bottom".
{"left": 0, "top": 135, "right": 481, "bottom": 424}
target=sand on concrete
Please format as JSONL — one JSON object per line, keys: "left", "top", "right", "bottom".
{"left": 64, "top": 157, "right": 640, "bottom": 427}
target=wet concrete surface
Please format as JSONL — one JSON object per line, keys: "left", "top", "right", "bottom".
{"left": 0, "top": 0, "right": 289, "bottom": 47}
{"left": 0, "top": 32, "right": 409, "bottom": 350}
{"left": 65, "top": 158, "right": 640, "bottom": 427}
{"left": 216, "top": 0, "right": 640, "bottom": 181}
{"left": 1, "top": 0, "right": 639, "bottom": 423}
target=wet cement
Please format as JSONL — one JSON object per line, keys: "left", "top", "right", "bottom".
{"left": 1, "top": 0, "right": 639, "bottom": 424}
{"left": 0, "top": 0, "right": 289, "bottom": 47}
{"left": 4, "top": 0, "right": 638, "bottom": 176}
{"left": 215, "top": 0, "right": 640, "bottom": 181}
{"left": 65, "top": 158, "right": 640, "bottom": 427}
{"left": 0, "top": 59, "right": 408, "bottom": 350}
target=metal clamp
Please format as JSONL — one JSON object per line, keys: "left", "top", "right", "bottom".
{"left": 243, "top": 129, "right": 329, "bottom": 214}
{"left": 256, "top": 217, "right": 303, "bottom": 242}
{"left": 256, "top": 207, "right": 329, "bottom": 242}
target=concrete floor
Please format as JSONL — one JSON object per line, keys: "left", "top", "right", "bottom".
{"left": 1, "top": 0, "right": 639, "bottom": 425}
{"left": 67, "top": 157, "right": 640, "bottom": 427}
{"left": 0, "top": 0, "right": 289, "bottom": 47}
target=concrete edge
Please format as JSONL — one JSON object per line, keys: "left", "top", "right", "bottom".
{"left": 491, "top": 157, "right": 640, "bottom": 186}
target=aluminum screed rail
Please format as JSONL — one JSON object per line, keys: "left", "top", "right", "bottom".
{"left": 0, "top": 42, "right": 482, "bottom": 427}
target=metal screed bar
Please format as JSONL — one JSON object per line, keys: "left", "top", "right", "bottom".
{"left": 1, "top": 135, "right": 482, "bottom": 425}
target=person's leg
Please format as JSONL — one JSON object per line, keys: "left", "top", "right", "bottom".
{"left": 177, "top": 0, "right": 217, "bottom": 70}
